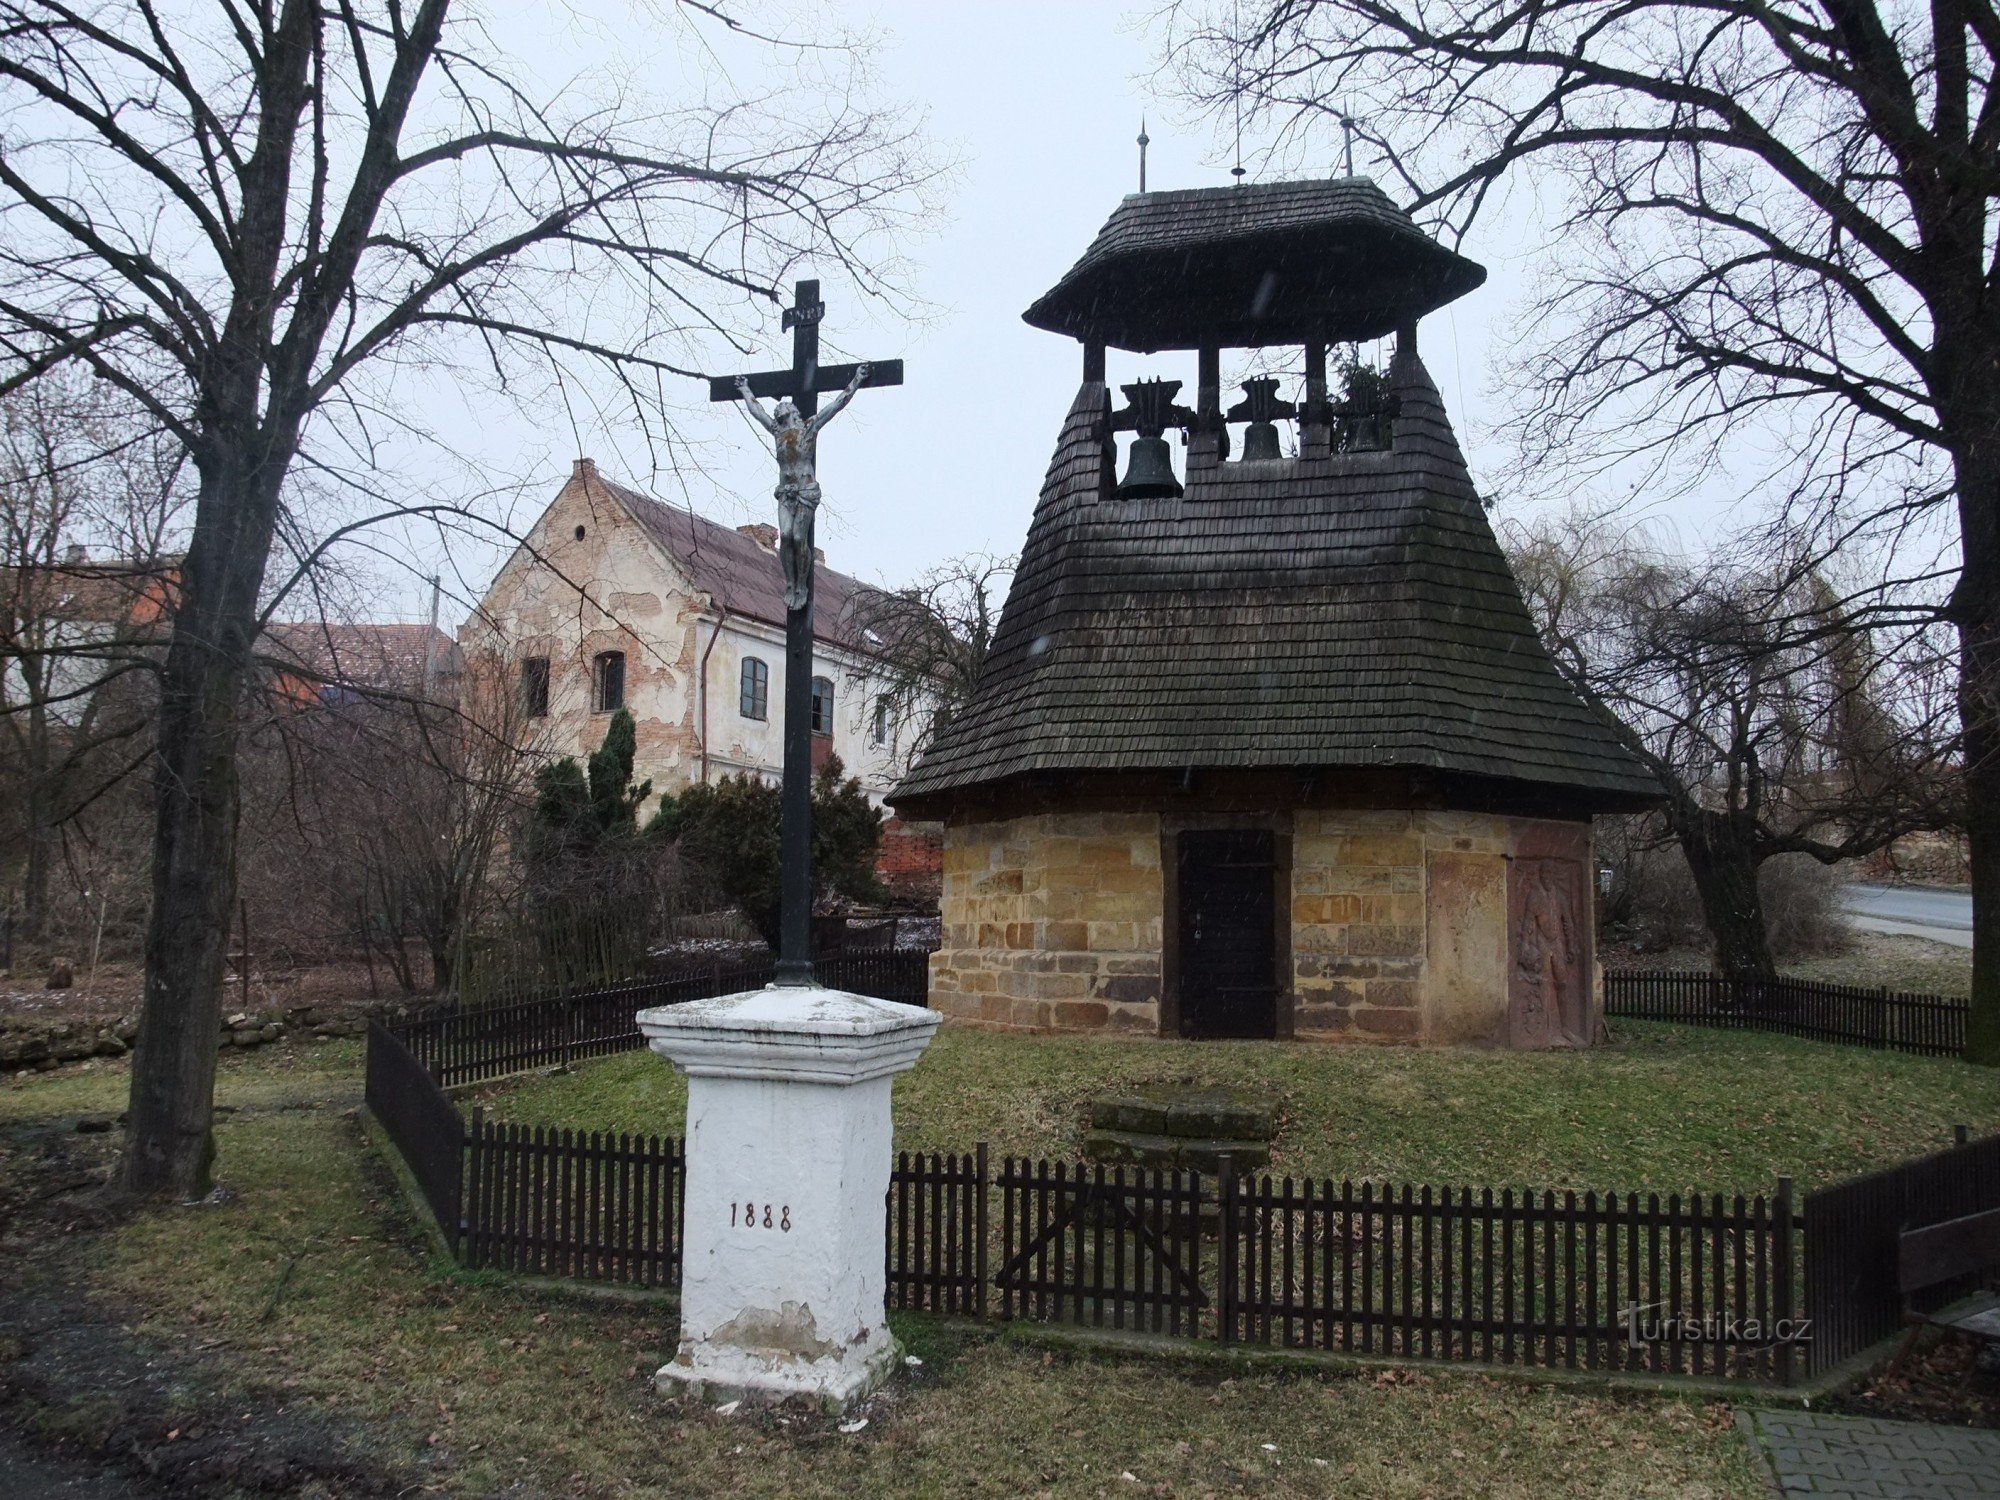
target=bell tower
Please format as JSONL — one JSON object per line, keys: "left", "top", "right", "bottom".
{"left": 892, "top": 174, "right": 1658, "bottom": 1053}
{"left": 1021, "top": 176, "right": 1487, "bottom": 499}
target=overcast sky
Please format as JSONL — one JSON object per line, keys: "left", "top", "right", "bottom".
{"left": 376, "top": 1, "right": 1546, "bottom": 631}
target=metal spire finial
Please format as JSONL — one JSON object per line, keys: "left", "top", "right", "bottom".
{"left": 1138, "top": 118, "right": 1150, "bottom": 193}
{"left": 1341, "top": 110, "right": 1357, "bottom": 176}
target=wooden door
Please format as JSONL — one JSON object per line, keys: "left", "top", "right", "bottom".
{"left": 1176, "top": 829, "right": 1278, "bottom": 1040}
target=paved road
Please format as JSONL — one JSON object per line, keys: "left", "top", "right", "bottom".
{"left": 1844, "top": 883, "right": 1974, "bottom": 950}
{"left": 1740, "top": 1408, "right": 2000, "bottom": 1498}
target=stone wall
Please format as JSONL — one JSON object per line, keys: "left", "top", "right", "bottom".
{"left": 934, "top": 803, "right": 1596, "bottom": 1048}
{"left": 1290, "top": 810, "right": 1512, "bottom": 1043}
{"left": 930, "top": 812, "right": 1164, "bottom": 1032}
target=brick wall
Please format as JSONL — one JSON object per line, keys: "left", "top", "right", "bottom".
{"left": 876, "top": 816, "right": 944, "bottom": 901}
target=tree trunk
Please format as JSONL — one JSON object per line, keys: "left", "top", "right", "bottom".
{"left": 120, "top": 459, "right": 285, "bottom": 1199}
{"left": 1955, "top": 461, "right": 2000, "bottom": 1065}
{"left": 1677, "top": 810, "right": 1779, "bottom": 991}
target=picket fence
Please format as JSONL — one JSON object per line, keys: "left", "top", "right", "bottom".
{"left": 1605, "top": 969, "right": 1965, "bottom": 1057}
{"left": 364, "top": 974, "right": 2000, "bottom": 1389}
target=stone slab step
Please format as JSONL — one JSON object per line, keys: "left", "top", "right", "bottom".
{"left": 1082, "top": 1129, "right": 1271, "bottom": 1174}
{"left": 1087, "top": 1084, "right": 1274, "bottom": 1141}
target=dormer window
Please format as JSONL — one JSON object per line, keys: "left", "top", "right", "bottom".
{"left": 810, "top": 676, "right": 834, "bottom": 735}
{"left": 594, "top": 650, "right": 625, "bottom": 712}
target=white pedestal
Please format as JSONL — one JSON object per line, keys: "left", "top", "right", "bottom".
{"left": 636, "top": 985, "right": 940, "bottom": 1412}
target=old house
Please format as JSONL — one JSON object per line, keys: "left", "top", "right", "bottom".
{"left": 465, "top": 459, "right": 914, "bottom": 811}
{"left": 891, "top": 178, "right": 1659, "bottom": 1047}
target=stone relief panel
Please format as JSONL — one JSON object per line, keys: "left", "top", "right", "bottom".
{"left": 1507, "top": 856, "right": 1589, "bottom": 1048}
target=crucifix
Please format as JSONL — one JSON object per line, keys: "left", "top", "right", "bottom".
{"left": 711, "top": 279, "right": 904, "bottom": 986}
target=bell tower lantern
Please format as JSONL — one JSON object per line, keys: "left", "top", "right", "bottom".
{"left": 1023, "top": 177, "right": 1488, "bottom": 493}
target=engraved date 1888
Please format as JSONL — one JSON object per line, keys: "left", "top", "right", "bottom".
{"left": 731, "top": 1201, "right": 792, "bottom": 1232}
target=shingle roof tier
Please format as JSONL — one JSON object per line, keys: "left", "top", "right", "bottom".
{"left": 1023, "top": 178, "right": 1488, "bottom": 351}
{"left": 892, "top": 349, "right": 1658, "bottom": 811}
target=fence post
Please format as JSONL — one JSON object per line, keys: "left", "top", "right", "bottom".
{"left": 1217, "top": 1153, "right": 1236, "bottom": 1346}
{"left": 975, "top": 1141, "right": 990, "bottom": 1322}
{"left": 1956, "top": 1123, "right": 1971, "bottom": 1147}
{"left": 461, "top": 1105, "right": 482, "bottom": 1264}
{"left": 1774, "top": 1175, "right": 1795, "bottom": 1387}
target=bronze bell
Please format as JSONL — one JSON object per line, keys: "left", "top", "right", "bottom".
{"left": 1114, "top": 378, "right": 1188, "bottom": 499}
{"left": 1227, "top": 376, "right": 1296, "bottom": 463}
{"left": 1239, "top": 421, "right": 1284, "bottom": 461}
{"left": 1118, "top": 435, "right": 1183, "bottom": 498}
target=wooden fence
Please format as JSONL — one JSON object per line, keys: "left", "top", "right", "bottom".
{"left": 889, "top": 1147, "right": 988, "bottom": 1318}
{"left": 362, "top": 978, "right": 2000, "bottom": 1389}
{"left": 462, "top": 1109, "right": 685, "bottom": 1286}
{"left": 1605, "top": 969, "right": 1965, "bottom": 1057}
{"left": 400, "top": 952, "right": 931, "bottom": 1088}
{"left": 363, "top": 1018, "right": 464, "bottom": 1240}
{"left": 994, "top": 1160, "right": 1210, "bottom": 1337}
{"left": 1219, "top": 1172, "right": 1798, "bottom": 1382}
{"left": 1804, "top": 1129, "right": 2000, "bottom": 1376}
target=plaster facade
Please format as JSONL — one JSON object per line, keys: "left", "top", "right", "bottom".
{"left": 463, "top": 462, "right": 913, "bottom": 809}
{"left": 929, "top": 806, "right": 1599, "bottom": 1048}
{"left": 637, "top": 986, "right": 940, "bottom": 1411}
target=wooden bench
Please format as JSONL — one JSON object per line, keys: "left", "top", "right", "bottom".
{"left": 1892, "top": 1207, "right": 2000, "bottom": 1380}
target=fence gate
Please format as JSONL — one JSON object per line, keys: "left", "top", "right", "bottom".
{"left": 995, "top": 1160, "right": 1209, "bottom": 1336}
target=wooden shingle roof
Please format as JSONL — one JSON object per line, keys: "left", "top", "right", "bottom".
{"left": 892, "top": 350, "right": 1658, "bottom": 811}
{"left": 1024, "top": 178, "right": 1488, "bottom": 351}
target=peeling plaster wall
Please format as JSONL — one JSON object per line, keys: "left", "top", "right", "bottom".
{"left": 464, "top": 471, "right": 909, "bottom": 812}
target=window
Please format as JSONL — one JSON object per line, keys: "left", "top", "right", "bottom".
{"left": 521, "top": 656, "right": 550, "bottom": 718}
{"left": 870, "top": 697, "right": 890, "bottom": 746}
{"left": 594, "top": 650, "right": 625, "bottom": 712}
{"left": 739, "top": 656, "right": 768, "bottom": 720}
{"left": 811, "top": 676, "right": 834, "bottom": 735}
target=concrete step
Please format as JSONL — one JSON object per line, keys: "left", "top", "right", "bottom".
{"left": 1087, "top": 1084, "right": 1274, "bottom": 1141}
{"left": 1082, "top": 1129, "right": 1272, "bottom": 1174}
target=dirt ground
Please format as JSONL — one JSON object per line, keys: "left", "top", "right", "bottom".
{"left": 0, "top": 1117, "right": 418, "bottom": 1497}
{"left": 0, "top": 962, "right": 407, "bottom": 1026}
{"left": 1827, "top": 1331, "right": 2000, "bottom": 1429}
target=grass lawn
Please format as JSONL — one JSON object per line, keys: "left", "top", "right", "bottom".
{"left": 75, "top": 1097, "right": 1758, "bottom": 1498}
{"left": 475, "top": 1019, "right": 2000, "bottom": 1195}
{"left": 4, "top": 1009, "right": 1991, "bottom": 1495}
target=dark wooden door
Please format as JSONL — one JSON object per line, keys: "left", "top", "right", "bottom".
{"left": 1176, "top": 829, "right": 1277, "bottom": 1039}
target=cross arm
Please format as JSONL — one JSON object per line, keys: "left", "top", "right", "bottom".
{"left": 708, "top": 358, "right": 904, "bottom": 403}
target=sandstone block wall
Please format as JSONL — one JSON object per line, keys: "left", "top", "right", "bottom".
{"left": 933, "top": 806, "right": 1596, "bottom": 1047}
{"left": 929, "top": 812, "right": 1164, "bottom": 1032}
{"left": 1290, "top": 809, "right": 1515, "bottom": 1043}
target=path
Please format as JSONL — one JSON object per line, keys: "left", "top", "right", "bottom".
{"left": 1844, "top": 884, "right": 1974, "bottom": 951}
{"left": 0, "top": 1433, "right": 150, "bottom": 1499}
{"left": 1740, "top": 1408, "right": 2000, "bottom": 1497}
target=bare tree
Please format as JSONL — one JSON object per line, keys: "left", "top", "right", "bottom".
{"left": 0, "top": 0, "right": 929, "bottom": 1195}
{"left": 0, "top": 376, "right": 184, "bottom": 941}
{"left": 849, "top": 552, "right": 1013, "bottom": 758}
{"left": 1162, "top": 0, "right": 2000, "bottom": 1058}
{"left": 1507, "top": 508, "right": 1960, "bottom": 981}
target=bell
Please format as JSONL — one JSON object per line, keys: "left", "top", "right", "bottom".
{"left": 1239, "top": 421, "right": 1283, "bottom": 462}
{"left": 1117, "top": 434, "right": 1183, "bottom": 499}
{"left": 1226, "top": 376, "right": 1296, "bottom": 465}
